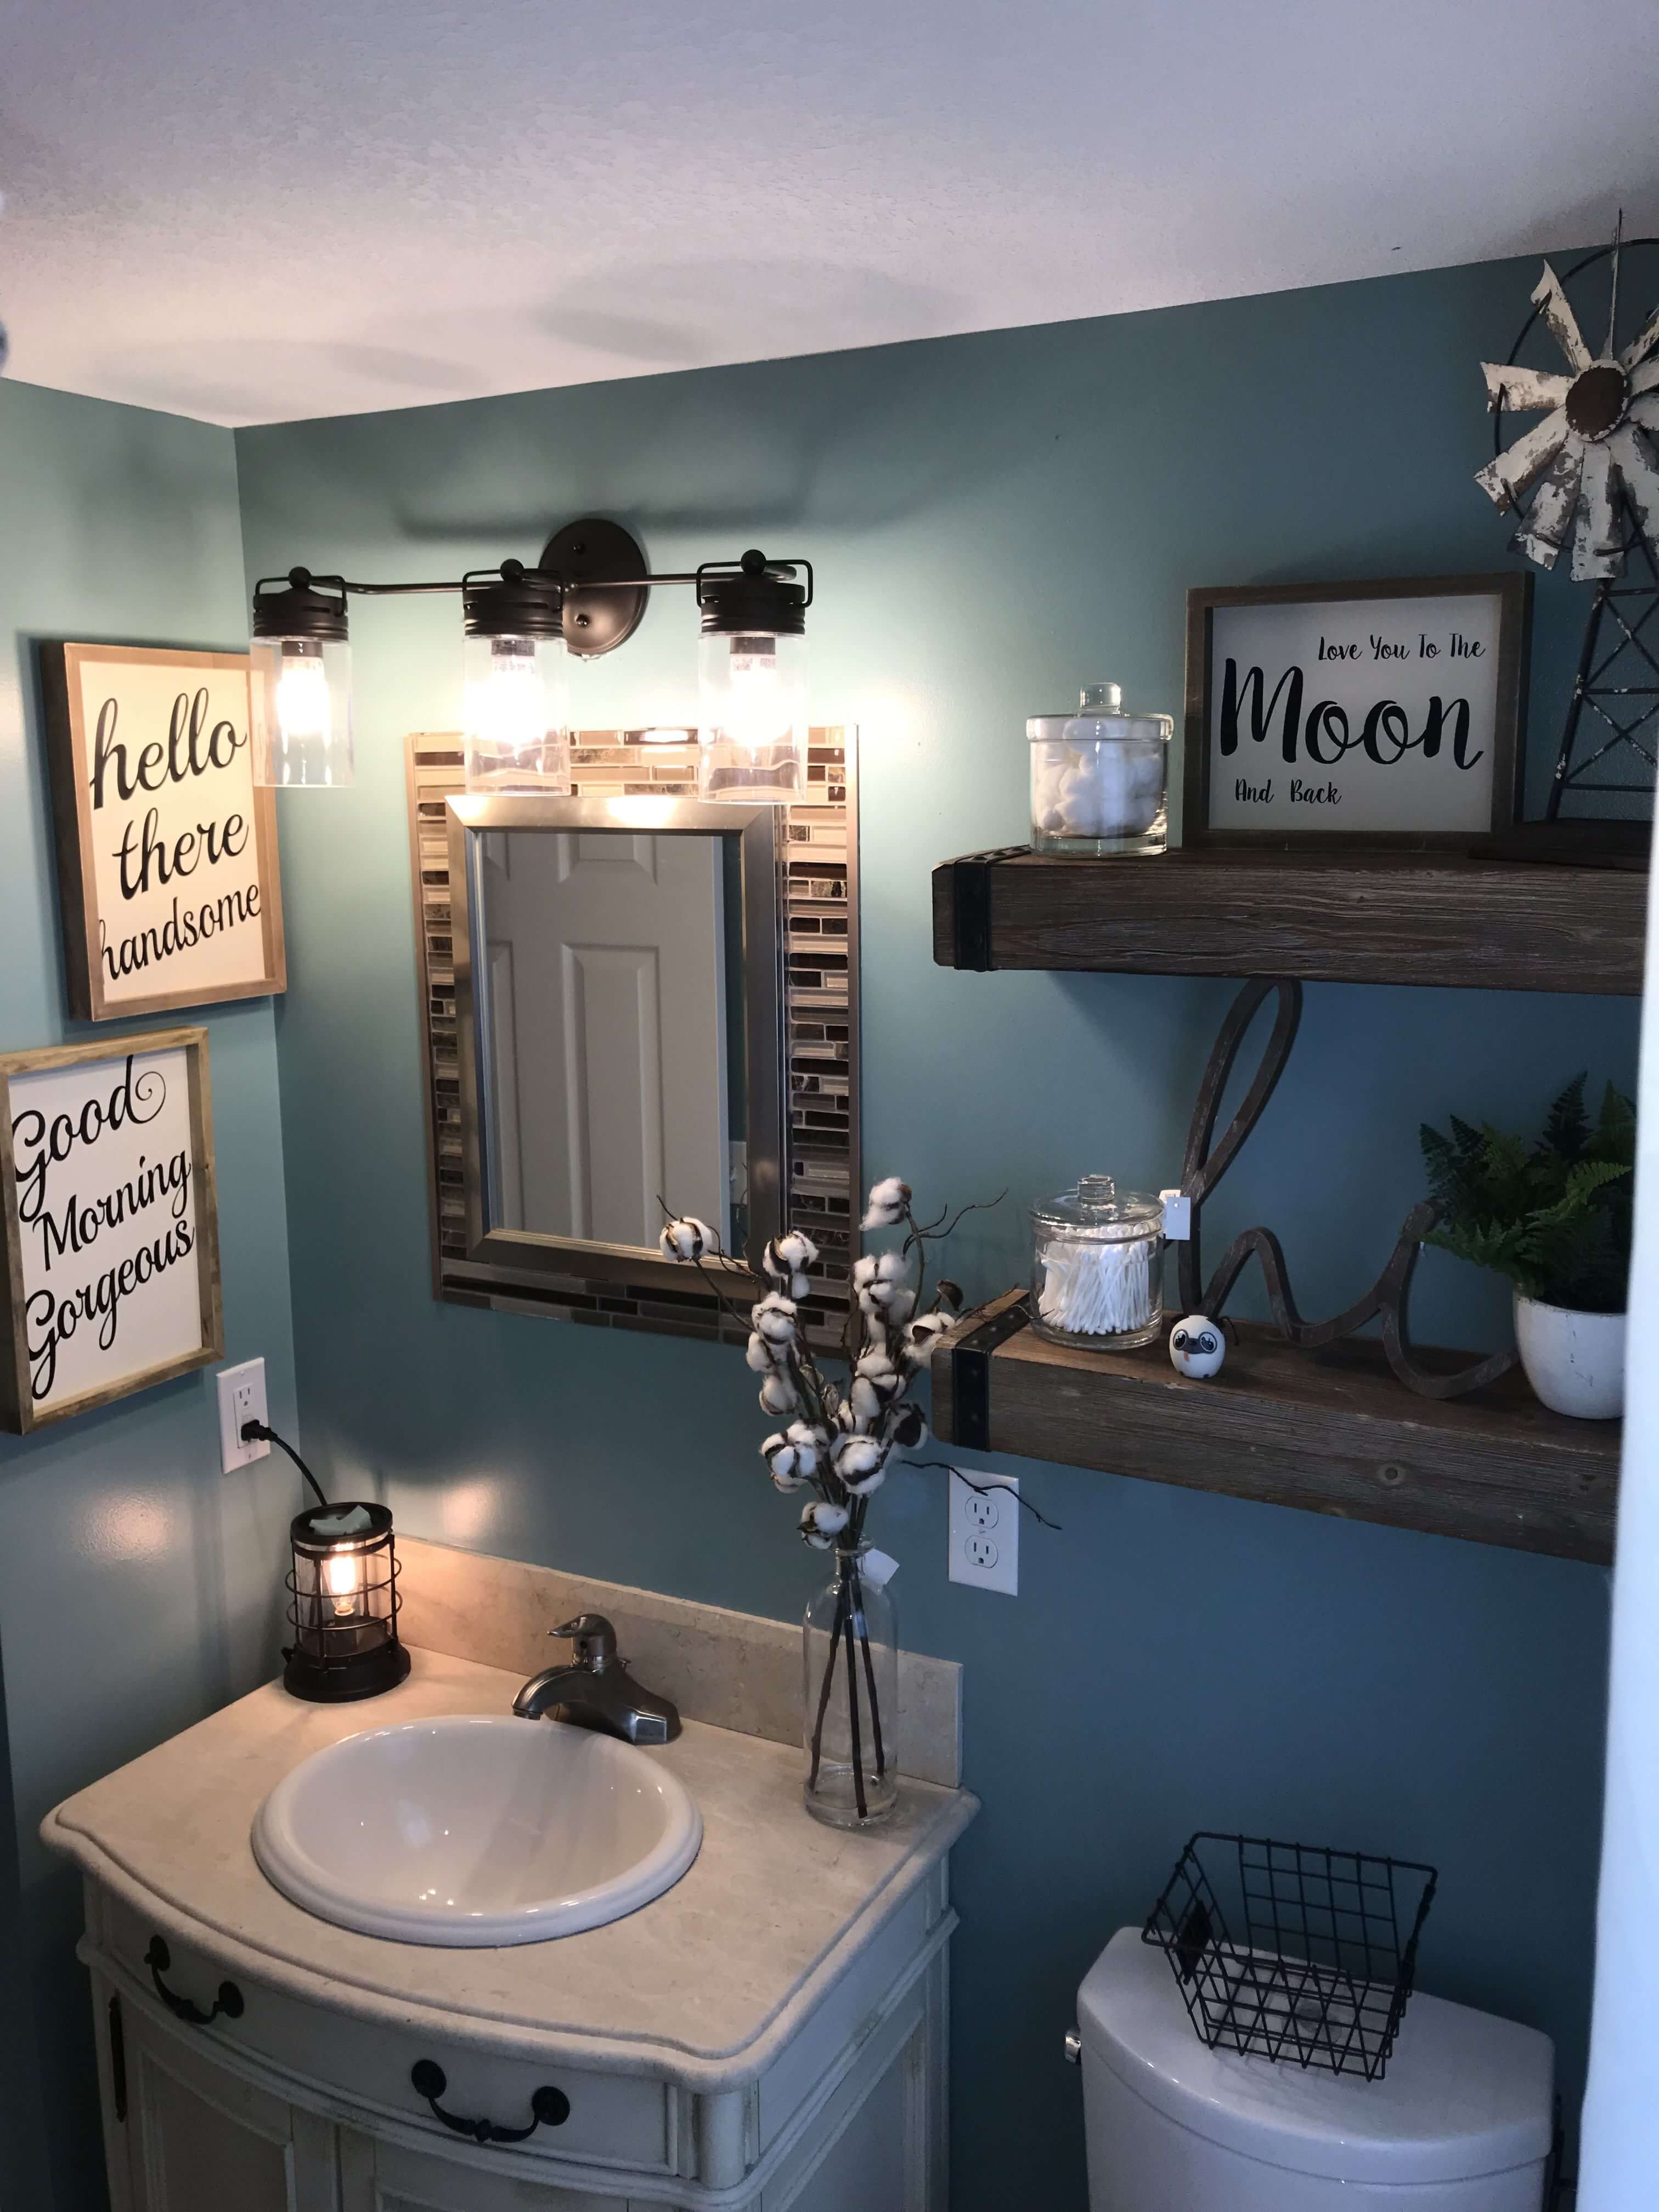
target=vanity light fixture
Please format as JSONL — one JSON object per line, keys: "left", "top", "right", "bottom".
{"left": 250, "top": 520, "right": 814, "bottom": 803}
{"left": 242, "top": 1418, "right": 411, "bottom": 1702}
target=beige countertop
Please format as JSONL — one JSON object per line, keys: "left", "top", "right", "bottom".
{"left": 43, "top": 1647, "right": 978, "bottom": 2089}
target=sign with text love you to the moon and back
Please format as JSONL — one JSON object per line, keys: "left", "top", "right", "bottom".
{"left": 0, "top": 1030, "right": 223, "bottom": 1431}
{"left": 1184, "top": 575, "right": 1531, "bottom": 845}
{"left": 40, "top": 644, "right": 286, "bottom": 1019}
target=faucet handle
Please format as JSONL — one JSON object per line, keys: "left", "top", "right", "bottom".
{"left": 554, "top": 1614, "right": 616, "bottom": 1669}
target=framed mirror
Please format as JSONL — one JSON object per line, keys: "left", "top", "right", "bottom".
{"left": 407, "top": 728, "right": 859, "bottom": 1345}
{"left": 450, "top": 795, "right": 782, "bottom": 1286}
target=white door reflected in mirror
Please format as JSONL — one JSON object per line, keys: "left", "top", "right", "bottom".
{"left": 476, "top": 828, "right": 743, "bottom": 1252}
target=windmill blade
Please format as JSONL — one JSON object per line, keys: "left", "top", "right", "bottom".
{"left": 1477, "top": 363, "right": 1575, "bottom": 416}
{"left": 1620, "top": 298, "right": 1659, "bottom": 372}
{"left": 1475, "top": 406, "right": 1570, "bottom": 511}
{"left": 1612, "top": 420, "right": 1659, "bottom": 551}
{"left": 1532, "top": 262, "right": 1592, "bottom": 370}
{"left": 1510, "top": 445, "right": 1584, "bottom": 570}
{"left": 1571, "top": 439, "right": 1622, "bottom": 580}
{"left": 1481, "top": 362, "right": 1572, "bottom": 414}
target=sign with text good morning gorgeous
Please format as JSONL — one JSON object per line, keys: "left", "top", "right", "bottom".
{"left": 0, "top": 1031, "right": 223, "bottom": 1432}
{"left": 40, "top": 644, "right": 286, "bottom": 1020}
{"left": 1183, "top": 576, "right": 1529, "bottom": 844}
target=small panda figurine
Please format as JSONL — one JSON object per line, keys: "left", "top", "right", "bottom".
{"left": 1169, "top": 1315, "right": 1226, "bottom": 1379}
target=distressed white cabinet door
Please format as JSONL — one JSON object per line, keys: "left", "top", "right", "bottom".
{"left": 480, "top": 828, "right": 730, "bottom": 1247}
{"left": 775, "top": 2016, "right": 922, "bottom": 2212}
{"left": 117, "top": 1996, "right": 338, "bottom": 2212}
{"left": 338, "top": 2125, "right": 624, "bottom": 2210}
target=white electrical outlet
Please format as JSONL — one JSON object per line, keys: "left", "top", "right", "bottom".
{"left": 217, "top": 1359, "right": 270, "bottom": 1474}
{"left": 949, "top": 1470, "right": 1019, "bottom": 1595}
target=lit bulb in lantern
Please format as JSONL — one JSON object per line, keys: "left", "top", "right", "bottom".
{"left": 323, "top": 1549, "right": 363, "bottom": 1618}
{"left": 274, "top": 646, "right": 334, "bottom": 745}
{"left": 462, "top": 634, "right": 571, "bottom": 793}
{"left": 696, "top": 622, "right": 807, "bottom": 802}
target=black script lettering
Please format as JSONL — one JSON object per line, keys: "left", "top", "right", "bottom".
{"left": 1218, "top": 661, "right": 1305, "bottom": 763}
{"left": 1301, "top": 701, "right": 1352, "bottom": 766}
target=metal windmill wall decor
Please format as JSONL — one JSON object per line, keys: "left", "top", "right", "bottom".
{"left": 1476, "top": 229, "right": 1659, "bottom": 819}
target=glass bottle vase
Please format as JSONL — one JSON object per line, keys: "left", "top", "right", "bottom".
{"left": 803, "top": 1544, "right": 899, "bottom": 1828}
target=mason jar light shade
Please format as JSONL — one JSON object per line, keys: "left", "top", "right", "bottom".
{"left": 284, "top": 1502, "right": 410, "bottom": 1703}
{"left": 696, "top": 552, "right": 810, "bottom": 803}
{"left": 250, "top": 571, "right": 355, "bottom": 788}
{"left": 696, "top": 629, "right": 808, "bottom": 802}
{"left": 462, "top": 631, "right": 571, "bottom": 793}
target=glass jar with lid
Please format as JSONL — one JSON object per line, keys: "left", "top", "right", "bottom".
{"left": 1029, "top": 1176, "right": 1165, "bottom": 1350}
{"left": 1028, "top": 683, "right": 1171, "bottom": 856}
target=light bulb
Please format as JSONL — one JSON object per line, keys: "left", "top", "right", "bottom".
{"left": 323, "top": 1549, "right": 362, "bottom": 1618}
{"left": 462, "top": 634, "right": 570, "bottom": 793}
{"left": 274, "top": 648, "right": 332, "bottom": 744}
{"left": 250, "top": 635, "right": 354, "bottom": 788}
{"left": 724, "top": 637, "right": 792, "bottom": 752}
{"left": 697, "top": 627, "right": 808, "bottom": 802}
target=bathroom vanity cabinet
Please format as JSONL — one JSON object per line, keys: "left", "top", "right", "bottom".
{"left": 50, "top": 1651, "right": 975, "bottom": 2212}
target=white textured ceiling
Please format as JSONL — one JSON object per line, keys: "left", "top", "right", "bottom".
{"left": 2, "top": 1, "right": 1656, "bottom": 427}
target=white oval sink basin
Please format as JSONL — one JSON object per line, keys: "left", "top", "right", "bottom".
{"left": 252, "top": 1715, "right": 702, "bottom": 1946}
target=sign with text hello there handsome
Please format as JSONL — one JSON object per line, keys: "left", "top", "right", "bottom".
{"left": 41, "top": 644, "right": 286, "bottom": 1020}
{"left": 0, "top": 1031, "right": 223, "bottom": 1432}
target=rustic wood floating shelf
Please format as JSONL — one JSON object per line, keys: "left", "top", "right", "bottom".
{"left": 931, "top": 1291, "right": 1619, "bottom": 1564}
{"left": 933, "top": 847, "right": 1646, "bottom": 994}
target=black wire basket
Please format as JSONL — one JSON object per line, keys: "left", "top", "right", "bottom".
{"left": 1143, "top": 1832, "right": 1438, "bottom": 2081}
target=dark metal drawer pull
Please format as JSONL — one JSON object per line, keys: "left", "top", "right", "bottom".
{"left": 144, "top": 1937, "right": 244, "bottom": 2027}
{"left": 410, "top": 2059, "right": 570, "bottom": 2144}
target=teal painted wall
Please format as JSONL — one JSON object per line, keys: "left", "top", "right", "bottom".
{"left": 235, "top": 253, "right": 1630, "bottom": 2206}
{"left": 0, "top": 377, "right": 300, "bottom": 2212}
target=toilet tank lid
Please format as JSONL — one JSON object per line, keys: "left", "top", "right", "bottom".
{"left": 1077, "top": 1929, "right": 1555, "bottom": 2186}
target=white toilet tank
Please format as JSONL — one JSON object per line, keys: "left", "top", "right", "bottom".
{"left": 1077, "top": 1928, "right": 1555, "bottom": 2212}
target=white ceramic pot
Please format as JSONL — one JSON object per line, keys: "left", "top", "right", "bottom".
{"left": 1513, "top": 1293, "right": 1626, "bottom": 1420}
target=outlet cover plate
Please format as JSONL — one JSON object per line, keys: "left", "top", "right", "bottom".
{"left": 217, "top": 1359, "right": 270, "bottom": 1474}
{"left": 949, "top": 1471, "right": 1018, "bottom": 1595}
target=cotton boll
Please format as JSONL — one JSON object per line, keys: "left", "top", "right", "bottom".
{"left": 850, "top": 1376, "right": 882, "bottom": 1426}
{"left": 659, "top": 1215, "right": 715, "bottom": 1262}
{"left": 890, "top": 1402, "right": 929, "bottom": 1451}
{"left": 852, "top": 1254, "right": 879, "bottom": 1291}
{"left": 861, "top": 1177, "right": 911, "bottom": 1229}
{"left": 904, "top": 1310, "right": 952, "bottom": 1359}
{"left": 834, "top": 1434, "right": 889, "bottom": 1497}
{"left": 791, "top": 1271, "right": 811, "bottom": 1300}
{"left": 759, "top": 1373, "right": 799, "bottom": 1415}
{"left": 752, "top": 1293, "right": 798, "bottom": 1345}
{"left": 800, "top": 1499, "right": 850, "bottom": 1548}
{"left": 785, "top": 1420, "right": 823, "bottom": 1477}
{"left": 746, "top": 1332, "right": 774, "bottom": 1373}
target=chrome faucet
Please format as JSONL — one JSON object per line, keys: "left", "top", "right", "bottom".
{"left": 512, "top": 1614, "right": 680, "bottom": 1745}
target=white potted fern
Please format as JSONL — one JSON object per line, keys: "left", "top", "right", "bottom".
{"left": 1420, "top": 1076, "right": 1634, "bottom": 1420}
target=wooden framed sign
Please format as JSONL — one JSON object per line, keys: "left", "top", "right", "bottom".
{"left": 1183, "top": 574, "right": 1531, "bottom": 846}
{"left": 0, "top": 1030, "right": 223, "bottom": 1432}
{"left": 40, "top": 643, "right": 286, "bottom": 1019}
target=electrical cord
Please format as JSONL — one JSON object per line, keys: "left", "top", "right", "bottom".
{"left": 241, "top": 1419, "right": 330, "bottom": 1511}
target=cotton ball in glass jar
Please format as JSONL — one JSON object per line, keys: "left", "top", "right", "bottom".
{"left": 1058, "top": 765, "right": 1103, "bottom": 836}
{"left": 1169, "top": 1314, "right": 1226, "bottom": 1378}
